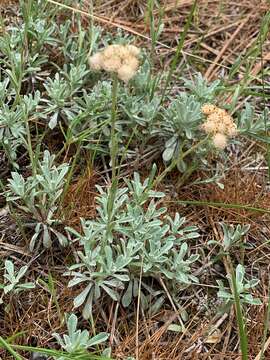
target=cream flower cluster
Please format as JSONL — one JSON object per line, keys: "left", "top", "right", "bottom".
{"left": 88, "top": 44, "right": 140, "bottom": 83}
{"left": 201, "top": 104, "right": 237, "bottom": 149}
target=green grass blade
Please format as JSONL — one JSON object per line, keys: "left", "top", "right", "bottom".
{"left": 230, "top": 268, "right": 248, "bottom": 360}
{"left": 160, "top": 0, "right": 197, "bottom": 103}
{"left": 0, "top": 336, "right": 23, "bottom": 360}
{"left": 8, "top": 344, "right": 111, "bottom": 360}
{"left": 166, "top": 199, "right": 270, "bottom": 215}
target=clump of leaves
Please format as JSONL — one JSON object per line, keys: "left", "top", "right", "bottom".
{"left": 0, "top": 260, "right": 35, "bottom": 304}
{"left": 41, "top": 65, "right": 89, "bottom": 129}
{"left": 160, "top": 93, "right": 205, "bottom": 169}
{"left": 65, "top": 167, "right": 200, "bottom": 319}
{"left": 52, "top": 313, "right": 109, "bottom": 359}
{"left": 237, "top": 103, "right": 270, "bottom": 141}
{"left": 183, "top": 73, "right": 223, "bottom": 102}
{"left": 0, "top": 87, "right": 40, "bottom": 167}
{"left": 152, "top": 74, "right": 224, "bottom": 172}
{"left": 6, "top": 150, "right": 69, "bottom": 251}
{"left": 217, "top": 264, "right": 261, "bottom": 306}
{"left": 208, "top": 223, "right": 251, "bottom": 252}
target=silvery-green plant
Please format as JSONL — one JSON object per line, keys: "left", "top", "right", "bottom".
{"left": 69, "top": 82, "right": 113, "bottom": 143}
{"left": 58, "top": 20, "right": 101, "bottom": 66}
{"left": 208, "top": 223, "right": 250, "bottom": 252}
{"left": 0, "top": 103, "right": 26, "bottom": 166}
{"left": 65, "top": 169, "right": 200, "bottom": 319}
{"left": 150, "top": 74, "right": 270, "bottom": 180}
{"left": 41, "top": 64, "right": 89, "bottom": 129}
{"left": 157, "top": 93, "right": 212, "bottom": 172}
{"left": 0, "top": 89, "right": 40, "bottom": 166}
{"left": 54, "top": 50, "right": 163, "bottom": 159}
{"left": 6, "top": 150, "right": 69, "bottom": 251}
{"left": 156, "top": 74, "right": 224, "bottom": 170}
{"left": 0, "top": 1, "right": 57, "bottom": 83}
{"left": 39, "top": 18, "right": 101, "bottom": 130}
{"left": 130, "top": 58, "right": 163, "bottom": 98}
{"left": 21, "top": 15, "right": 57, "bottom": 53}
{"left": 161, "top": 93, "right": 201, "bottom": 161}
{"left": 237, "top": 103, "right": 270, "bottom": 138}
{"left": 183, "top": 73, "right": 223, "bottom": 102}
{"left": 0, "top": 260, "right": 35, "bottom": 304}
{"left": 163, "top": 243, "right": 200, "bottom": 284}
{"left": 120, "top": 94, "right": 161, "bottom": 144}
{"left": 52, "top": 313, "right": 109, "bottom": 359}
{"left": 66, "top": 75, "right": 161, "bottom": 159}
{"left": 217, "top": 264, "right": 261, "bottom": 306}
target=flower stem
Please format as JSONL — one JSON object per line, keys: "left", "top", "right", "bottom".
{"left": 153, "top": 137, "right": 208, "bottom": 187}
{"left": 110, "top": 73, "right": 119, "bottom": 183}
{"left": 106, "top": 74, "right": 119, "bottom": 240}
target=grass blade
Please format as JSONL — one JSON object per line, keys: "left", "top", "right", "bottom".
{"left": 160, "top": 0, "right": 197, "bottom": 103}
{"left": 230, "top": 267, "right": 248, "bottom": 360}
{"left": 4, "top": 343, "right": 111, "bottom": 360}
{"left": 166, "top": 199, "right": 270, "bottom": 215}
{"left": 0, "top": 336, "right": 23, "bottom": 360}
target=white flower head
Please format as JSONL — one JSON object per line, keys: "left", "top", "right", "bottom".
{"left": 212, "top": 133, "right": 227, "bottom": 149}
{"left": 88, "top": 44, "right": 140, "bottom": 82}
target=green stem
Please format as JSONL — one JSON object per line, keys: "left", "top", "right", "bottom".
{"left": 110, "top": 74, "right": 119, "bottom": 183}
{"left": 24, "top": 113, "right": 36, "bottom": 176}
{"left": 176, "top": 161, "right": 198, "bottom": 188}
{"left": 7, "top": 343, "right": 110, "bottom": 359}
{"left": 227, "top": 257, "right": 248, "bottom": 360}
{"left": 105, "top": 74, "right": 119, "bottom": 241}
{"left": 153, "top": 137, "right": 207, "bottom": 187}
{"left": 0, "top": 336, "right": 23, "bottom": 360}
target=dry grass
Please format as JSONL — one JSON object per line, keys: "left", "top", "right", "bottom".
{"left": 63, "top": 168, "right": 99, "bottom": 228}
{"left": 80, "top": 0, "right": 270, "bottom": 77}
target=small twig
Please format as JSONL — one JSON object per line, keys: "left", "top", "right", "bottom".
{"left": 205, "top": 16, "right": 250, "bottom": 81}
{"left": 222, "top": 307, "right": 234, "bottom": 354}
{"left": 159, "top": 277, "right": 187, "bottom": 333}
{"left": 109, "top": 302, "right": 120, "bottom": 345}
{"left": 255, "top": 336, "right": 270, "bottom": 360}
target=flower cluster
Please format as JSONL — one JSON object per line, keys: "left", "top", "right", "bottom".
{"left": 201, "top": 104, "right": 237, "bottom": 149}
{"left": 88, "top": 44, "right": 140, "bottom": 82}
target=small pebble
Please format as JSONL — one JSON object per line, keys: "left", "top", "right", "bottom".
{"left": 31, "top": 353, "right": 48, "bottom": 360}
